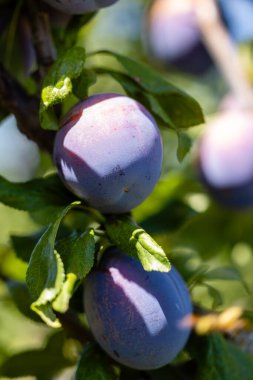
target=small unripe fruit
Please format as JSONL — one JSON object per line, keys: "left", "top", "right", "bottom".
{"left": 84, "top": 249, "right": 192, "bottom": 370}
{"left": 0, "top": 115, "right": 40, "bottom": 182}
{"left": 198, "top": 109, "right": 253, "bottom": 208}
{"left": 43, "top": 0, "right": 118, "bottom": 15}
{"left": 53, "top": 93, "right": 163, "bottom": 214}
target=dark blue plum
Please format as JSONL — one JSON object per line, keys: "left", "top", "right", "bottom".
{"left": 198, "top": 109, "right": 253, "bottom": 209}
{"left": 218, "top": 0, "right": 253, "bottom": 43}
{"left": 53, "top": 93, "right": 163, "bottom": 214}
{"left": 43, "top": 0, "right": 118, "bottom": 14}
{"left": 84, "top": 249, "right": 192, "bottom": 370}
{"left": 145, "top": 0, "right": 213, "bottom": 75}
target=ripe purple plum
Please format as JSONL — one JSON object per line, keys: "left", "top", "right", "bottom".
{"left": 43, "top": 0, "right": 118, "bottom": 14}
{"left": 53, "top": 93, "right": 163, "bottom": 214}
{"left": 145, "top": 0, "right": 213, "bottom": 75}
{"left": 84, "top": 249, "right": 192, "bottom": 370}
{"left": 198, "top": 109, "right": 253, "bottom": 208}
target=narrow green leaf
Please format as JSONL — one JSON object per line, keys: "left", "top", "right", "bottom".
{"left": 42, "top": 47, "right": 86, "bottom": 107}
{"left": 177, "top": 131, "right": 192, "bottom": 162}
{"left": 0, "top": 174, "right": 74, "bottom": 217}
{"left": 53, "top": 229, "right": 96, "bottom": 312}
{"left": 52, "top": 273, "right": 78, "bottom": 313}
{"left": 31, "top": 303, "right": 61, "bottom": 328}
{"left": 40, "top": 46, "right": 86, "bottom": 130}
{"left": 205, "top": 284, "right": 223, "bottom": 309}
{"left": 106, "top": 215, "right": 171, "bottom": 272}
{"left": 74, "top": 343, "right": 118, "bottom": 380}
{"left": 39, "top": 106, "right": 59, "bottom": 131}
{"left": 72, "top": 70, "right": 97, "bottom": 99}
{"left": 94, "top": 68, "right": 175, "bottom": 128}
{"left": 58, "top": 229, "right": 96, "bottom": 280}
{"left": 26, "top": 202, "right": 81, "bottom": 325}
{"left": 11, "top": 229, "right": 46, "bottom": 263}
{"left": 92, "top": 50, "right": 204, "bottom": 129}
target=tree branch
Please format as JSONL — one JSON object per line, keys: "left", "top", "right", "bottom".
{"left": 26, "top": 0, "right": 56, "bottom": 81}
{"left": 0, "top": 63, "right": 55, "bottom": 153}
{"left": 56, "top": 310, "right": 94, "bottom": 345}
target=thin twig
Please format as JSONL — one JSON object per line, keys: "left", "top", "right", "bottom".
{"left": 194, "top": 0, "right": 253, "bottom": 109}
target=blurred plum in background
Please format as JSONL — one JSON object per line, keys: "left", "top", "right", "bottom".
{"left": 144, "top": 0, "right": 213, "bottom": 75}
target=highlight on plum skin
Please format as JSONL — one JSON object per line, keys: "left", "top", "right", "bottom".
{"left": 53, "top": 93, "right": 163, "bottom": 214}
{"left": 144, "top": 0, "right": 213, "bottom": 75}
{"left": 43, "top": 0, "right": 118, "bottom": 15}
{"left": 84, "top": 249, "right": 192, "bottom": 370}
{"left": 198, "top": 109, "right": 253, "bottom": 209}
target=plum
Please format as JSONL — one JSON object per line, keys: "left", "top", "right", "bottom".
{"left": 53, "top": 93, "right": 163, "bottom": 214}
{"left": 218, "top": 0, "right": 253, "bottom": 43}
{"left": 43, "top": 0, "right": 118, "bottom": 15}
{"left": 84, "top": 248, "right": 192, "bottom": 370}
{"left": 0, "top": 115, "right": 40, "bottom": 182}
{"left": 198, "top": 109, "right": 253, "bottom": 208}
{"left": 145, "top": 0, "right": 213, "bottom": 75}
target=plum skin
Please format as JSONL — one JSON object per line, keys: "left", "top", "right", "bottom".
{"left": 53, "top": 93, "right": 163, "bottom": 214}
{"left": 145, "top": 0, "right": 213, "bottom": 75}
{"left": 43, "top": 0, "right": 118, "bottom": 14}
{"left": 198, "top": 110, "right": 253, "bottom": 209}
{"left": 84, "top": 249, "right": 192, "bottom": 370}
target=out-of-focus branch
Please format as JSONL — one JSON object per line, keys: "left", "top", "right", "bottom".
{"left": 194, "top": 0, "right": 253, "bottom": 109}
{"left": 0, "top": 63, "right": 55, "bottom": 153}
{"left": 56, "top": 310, "right": 93, "bottom": 345}
{"left": 26, "top": 0, "right": 56, "bottom": 81}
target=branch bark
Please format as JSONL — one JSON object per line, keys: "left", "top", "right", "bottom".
{"left": 0, "top": 63, "right": 55, "bottom": 153}
{"left": 26, "top": 0, "right": 56, "bottom": 81}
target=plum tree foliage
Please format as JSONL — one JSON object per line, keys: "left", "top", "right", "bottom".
{"left": 1, "top": 0, "right": 253, "bottom": 379}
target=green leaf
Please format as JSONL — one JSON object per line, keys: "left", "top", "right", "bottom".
{"left": 74, "top": 343, "right": 118, "bottom": 380}
{"left": 190, "top": 333, "right": 253, "bottom": 380}
{"left": 177, "top": 131, "right": 192, "bottom": 162}
{"left": 94, "top": 68, "right": 175, "bottom": 128}
{"left": 40, "top": 46, "right": 86, "bottom": 130}
{"left": 52, "top": 272, "right": 78, "bottom": 313}
{"left": 1, "top": 331, "right": 73, "bottom": 379}
{"left": 31, "top": 302, "right": 61, "bottom": 328}
{"left": 7, "top": 281, "right": 42, "bottom": 322}
{"left": 26, "top": 202, "right": 80, "bottom": 326}
{"left": 91, "top": 50, "right": 204, "bottom": 129}
{"left": 72, "top": 69, "right": 97, "bottom": 99}
{"left": 53, "top": 229, "right": 96, "bottom": 312}
{"left": 0, "top": 174, "right": 75, "bottom": 220}
{"left": 39, "top": 106, "right": 59, "bottom": 131}
{"left": 105, "top": 215, "right": 171, "bottom": 272}
{"left": 42, "top": 46, "right": 86, "bottom": 107}
{"left": 205, "top": 284, "right": 223, "bottom": 309}
{"left": 11, "top": 230, "right": 46, "bottom": 263}
{"left": 57, "top": 229, "right": 96, "bottom": 279}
